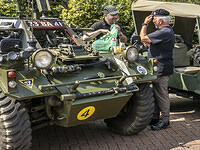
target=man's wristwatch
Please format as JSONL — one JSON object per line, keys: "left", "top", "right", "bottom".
{"left": 142, "top": 23, "right": 148, "bottom": 26}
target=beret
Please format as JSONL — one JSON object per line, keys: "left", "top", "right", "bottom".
{"left": 152, "top": 9, "right": 170, "bottom": 16}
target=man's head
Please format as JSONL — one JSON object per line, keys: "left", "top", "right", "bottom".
{"left": 152, "top": 9, "right": 170, "bottom": 28}
{"left": 103, "top": 5, "right": 119, "bottom": 25}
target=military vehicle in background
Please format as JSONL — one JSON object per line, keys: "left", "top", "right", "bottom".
{"left": 0, "top": 0, "right": 156, "bottom": 149}
{"left": 131, "top": 0, "right": 200, "bottom": 108}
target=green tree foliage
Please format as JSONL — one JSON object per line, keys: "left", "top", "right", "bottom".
{"left": 0, "top": 0, "right": 36, "bottom": 17}
{"left": 60, "top": 0, "right": 134, "bottom": 40}
{"left": 0, "top": 0, "right": 17, "bottom": 17}
{"left": 0, "top": 0, "right": 199, "bottom": 42}
{"left": 0, "top": 0, "right": 63, "bottom": 18}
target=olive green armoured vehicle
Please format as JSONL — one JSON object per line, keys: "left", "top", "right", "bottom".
{"left": 0, "top": 0, "right": 156, "bottom": 149}
{"left": 131, "top": 0, "right": 200, "bottom": 106}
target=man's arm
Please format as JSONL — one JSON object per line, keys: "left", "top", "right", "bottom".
{"left": 82, "top": 29, "right": 109, "bottom": 41}
{"left": 140, "top": 25, "right": 151, "bottom": 45}
{"left": 140, "top": 15, "right": 152, "bottom": 45}
{"left": 118, "top": 31, "right": 127, "bottom": 43}
{"left": 115, "top": 24, "right": 127, "bottom": 43}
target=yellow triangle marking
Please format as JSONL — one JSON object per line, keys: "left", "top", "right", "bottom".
{"left": 19, "top": 78, "right": 34, "bottom": 89}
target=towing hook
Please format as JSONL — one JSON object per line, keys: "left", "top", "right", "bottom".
{"left": 115, "top": 75, "right": 126, "bottom": 87}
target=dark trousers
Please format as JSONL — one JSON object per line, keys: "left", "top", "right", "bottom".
{"left": 152, "top": 76, "right": 170, "bottom": 123}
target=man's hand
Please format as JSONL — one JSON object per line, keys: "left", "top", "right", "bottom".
{"left": 140, "top": 15, "right": 152, "bottom": 45}
{"left": 114, "top": 25, "right": 121, "bottom": 34}
{"left": 114, "top": 24, "right": 127, "bottom": 43}
{"left": 144, "top": 15, "right": 153, "bottom": 24}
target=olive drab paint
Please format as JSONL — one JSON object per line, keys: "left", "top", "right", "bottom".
{"left": 0, "top": 0, "right": 157, "bottom": 149}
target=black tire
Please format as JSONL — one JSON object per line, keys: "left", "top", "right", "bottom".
{"left": 193, "top": 95, "right": 200, "bottom": 112}
{"left": 104, "top": 83, "right": 155, "bottom": 135}
{"left": 0, "top": 91, "right": 32, "bottom": 150}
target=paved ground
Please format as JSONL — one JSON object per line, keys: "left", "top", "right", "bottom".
{"left": 31, "top": 94, "right": 200, "bottom": 150}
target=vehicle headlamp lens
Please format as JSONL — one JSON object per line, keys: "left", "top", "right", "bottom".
{"left": 126, "top": 46, "right": 139, "bottom": 63}
{"left": 8, "top": 52, "right": 18, "bottom": 60}
{"left": 33, "top": 50, "right": 53, "bottom": 69}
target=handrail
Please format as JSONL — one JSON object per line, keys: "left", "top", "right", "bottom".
{"left": 38, "top": 74, "right": 142, "bottom": 91}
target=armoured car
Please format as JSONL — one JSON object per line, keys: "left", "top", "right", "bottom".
{"left": 131, "top": 0, "right": 200, "bottom": 108}
{"left": 0, "top": 0, "right": 156, "bottom": 149}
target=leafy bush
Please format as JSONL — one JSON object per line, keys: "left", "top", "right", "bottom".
{"left": 0, "top": 0, "right": 17, "bottom": 17}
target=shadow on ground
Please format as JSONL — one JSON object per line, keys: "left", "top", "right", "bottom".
{"left": 31, "top": 94, "right": 200, "bottom": 150}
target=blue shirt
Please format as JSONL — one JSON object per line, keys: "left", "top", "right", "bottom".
{"left": 147, "top": 26, "right": 175, "bottom": 76}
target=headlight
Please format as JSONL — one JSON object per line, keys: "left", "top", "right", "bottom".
{"left": 7, "top": 51, "right": 18, "bottom": 60}
{"left": 125, "top": 46, "right": 139, "bottom": 63}
{"left": 33, "top": 50, "right": 53, "bottom": 69}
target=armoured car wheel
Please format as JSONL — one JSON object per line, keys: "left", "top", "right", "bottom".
{"left": 193, "top": 96, "right": 200, "bottom": 112}
{"left": 0, "top": 91, "right": 32, "bottom": 150}
{"left": 105, "top": 83, "right": 154, "bottom": 135}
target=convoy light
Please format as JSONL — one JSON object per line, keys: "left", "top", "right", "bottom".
{"left": 8, "top": 71, "right": 16, "bottom": 79}
{"left": 33, "top": 50, "right": 53, "bottom": 69}
{"left": 153, "top": 59, "right": 158, "bottom": 65}
{"left": 8, "top": 81, "right": 17, "bottom": 88}
{"left": 153, "top": 66, "right": 158, "bottom": 72}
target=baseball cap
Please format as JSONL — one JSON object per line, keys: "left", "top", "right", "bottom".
{"left": 103, "top": 5, "right": 119, "bottom": 15}
{"left": 152, "top": 9, "right": 170, "bottom": 16}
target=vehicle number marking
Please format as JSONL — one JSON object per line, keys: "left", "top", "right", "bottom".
{"left": 77, "top": 106, "right": 95, "bottom": 120}
{"left": 19, "top": 79, "right": 34, "bottom": 89}
{"left": 24, "top": 20, "right": 65, "bottom": 29}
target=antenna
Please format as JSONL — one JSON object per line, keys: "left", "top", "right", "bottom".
{"left": 26, "top": 0, "right": 37, "bottom": 52}
{"left": 16, "top": 0, "right": 23, "bottom": 18}
{"left": 31, "top": 0, "right": 34, "bottom": 40}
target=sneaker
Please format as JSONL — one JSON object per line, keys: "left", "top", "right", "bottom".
{"left": 149, "top": 119, "right": 159, "bottom": 125}
{"left": 151, "top": 121, "right": 170, "bottom": 131}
